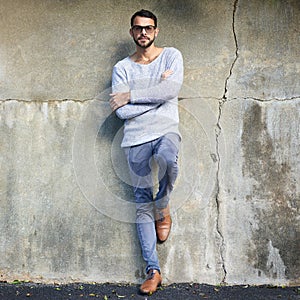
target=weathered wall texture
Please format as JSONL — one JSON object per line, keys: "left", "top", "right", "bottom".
{"left": 0, "top": 0, "right": 299, "bottom": 285}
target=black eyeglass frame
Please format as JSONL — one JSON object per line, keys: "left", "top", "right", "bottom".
{"left": 131, "top": 25, "right": 157, "bottom": 34}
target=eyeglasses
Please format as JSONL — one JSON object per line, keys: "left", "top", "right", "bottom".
{"left": 131, "top": 25, "right": 156, "bottom": 34}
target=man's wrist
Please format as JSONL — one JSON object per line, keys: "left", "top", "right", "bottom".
{"left": 127, "top": 91, "right": 131, "bottom": 103}
{"left": 128, "top": 91, "right": 134, "bottom": 104}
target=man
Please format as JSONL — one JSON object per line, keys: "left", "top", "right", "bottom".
{"left": 109, "top": 9, "right": 183, "bottom": 294}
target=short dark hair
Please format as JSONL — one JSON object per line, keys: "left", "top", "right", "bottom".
{"left": 131, "top": 9, "right": 157, "bottom": 27}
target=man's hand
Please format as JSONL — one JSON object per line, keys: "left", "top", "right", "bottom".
{"left": 109, "top": 92, "right": 130, "bottom": 111}
{"left": 161, "top": 69, "right": 173, "bottom": 80}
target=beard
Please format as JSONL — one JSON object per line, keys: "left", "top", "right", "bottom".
{"left": 133, "top": 35, "right": 155, "bottom": 49}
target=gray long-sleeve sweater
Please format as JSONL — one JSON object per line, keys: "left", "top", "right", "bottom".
{"left": 112, "top": 47, "right": 183, "bottom": 147}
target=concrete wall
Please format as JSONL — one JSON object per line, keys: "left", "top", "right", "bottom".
{"left": 0, "top": 0, "right": 299, "bottom": 285}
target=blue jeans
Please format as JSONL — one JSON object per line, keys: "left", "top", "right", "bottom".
{"left": 124, "top": 133, "right": 180, "bottom": 273}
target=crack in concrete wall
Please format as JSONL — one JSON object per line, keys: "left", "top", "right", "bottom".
{"left": 235, "top": 96, "right": 300, "bottom": 102}
{"left": 0, "top": 99, "right": 94, "bottom": 103}
{"left": 223, "top": 0, "right": 239, "bottom": 101}
{"left": 215, "top": 0, "right": 240, "bottom": 283}
{"left": 1, "top": 96, "right": 299, "bottom": 104}
{"left": 215, "top": 110, "right": 226, "bottom": 283}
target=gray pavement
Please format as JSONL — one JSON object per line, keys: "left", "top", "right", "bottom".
{"left": 0, "top": 282, "right": 299, "bottom": 299}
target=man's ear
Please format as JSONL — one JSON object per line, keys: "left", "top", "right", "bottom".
{"left": 129, "top": 28, "right": 133, "bottom": 37}
{"left": 154, "top": 28, "right": 159, "bottom": 38}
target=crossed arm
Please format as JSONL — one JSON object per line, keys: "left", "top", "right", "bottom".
{"left": 110, "top": 70, "right": 176, "bottom": 119}
{"left": 110, "top": 49, "right": 183, "bottom": 119}
{"left": 109, "top": 91, "right": 131, "bottom": 112}
{"left": 109, "top": 70, "right": 173, "bottom": 111}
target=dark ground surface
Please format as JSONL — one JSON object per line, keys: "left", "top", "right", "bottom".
{"left": 0, "top": 282, "right": 299, "bottom": 300}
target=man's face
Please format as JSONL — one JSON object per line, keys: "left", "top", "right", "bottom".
{"left": 130, "top": 16, "right": 159, "bottom": 49}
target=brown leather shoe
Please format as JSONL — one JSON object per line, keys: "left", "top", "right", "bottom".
{"left": 155, "top": 204, "right": 172, "bottom": 243}
{"left": 140, "top": 269, "right": 162, "bottom": 294}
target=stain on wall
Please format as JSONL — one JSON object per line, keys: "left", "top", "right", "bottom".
{"left": 242, "top": 101, "right": 299, "bottom": 281}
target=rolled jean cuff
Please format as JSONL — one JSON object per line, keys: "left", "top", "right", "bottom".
{"left": 146, "top": 266, "right": 161, "bottom": 274}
